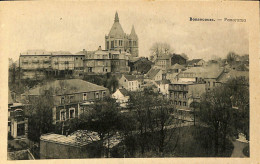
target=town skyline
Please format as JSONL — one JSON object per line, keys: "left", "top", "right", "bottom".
{"left": 3, "top": 2, "right": 248, "bottom": 61}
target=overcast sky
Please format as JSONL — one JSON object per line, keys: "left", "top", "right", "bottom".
{"left": 1, "top": 1, "right": 249, "bottom": 61}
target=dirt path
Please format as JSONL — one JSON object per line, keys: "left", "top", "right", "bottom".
{"left": 231, "top": 139, "right": 249, "bottom": 157}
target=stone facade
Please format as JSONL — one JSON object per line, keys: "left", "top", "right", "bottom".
{"left": 105, "top": 12, "right": 138, "bottom": 58}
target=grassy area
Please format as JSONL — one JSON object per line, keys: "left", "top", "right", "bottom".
{"left": 111, "top": 125, "right": 234, "bottom": 157}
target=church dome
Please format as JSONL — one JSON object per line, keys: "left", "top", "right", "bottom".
{"left": 108, "top": 12, "right": 125, "bottom": 38}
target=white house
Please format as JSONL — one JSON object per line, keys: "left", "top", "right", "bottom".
{"left": 119, "top": 74, "right": 140, "bottom": 91}
{"left": 112, "top": 88, "right": 129, "bottom": 108}
{"left": 155, "top": 79, "right": 171, "bottom": 97}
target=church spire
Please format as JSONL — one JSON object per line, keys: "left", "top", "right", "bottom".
{"left": 114, "top": 11, "right": 119, "bottom": 22}
{"left": 129, "top": 25, "right": 138, "bottom": 39}
{"left": 131, "top": 25, "right": 136, "bottom": 35}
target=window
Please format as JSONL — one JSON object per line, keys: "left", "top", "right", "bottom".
{"left": 83, "top": 93, "right": 87, "bottom": 101}
{"left": 95, "top": 92, "right": 99, "bottom": 99}
{"left": 111, "top": 41, "right": 114, "bottom": 48}
{"left": 60, "top": 109, "right": 66, "bottom": 121}
{"left": 208, "top": 81, "right": 210, "bottom": 87}
{"left": 183, "top": 102, "right": 187, "bottom": 106}
{"left": 174, "top": 92, "right": 177, "bottom": 98}
{"left": 183, "top": 93, "right": 187, "bottom": 98}
{"left": 102, "top": 91, "right": 106, "bottom": 98}
{"left": 213, "top": 82, "right": 215, "bottom": 87}
{"left": 174, "top": 101, "right": 178, "bottom": 105}
{"left": 61, "top": 96, "right": 65, "bottom": 104}
{"left": 178, "top": 101, "right": 182, "bottom": 106}
{"left": 183, "top": 85, "right": 187, "bottom": 90}
{"left": 107, "top": 41, "right": 109, "bottom": 49}
{"left": 69, "top": 108, "right": 75, "bottom": 119}
{"left": 115, "top": 40, "right": 117, "bottom": 46}
{"left": 68, "top": 95, "right": 74, "bottom": 103}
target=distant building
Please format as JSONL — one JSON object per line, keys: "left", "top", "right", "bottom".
{"left": 111, "top": 88, "right": 129, "bottom": 108}
{"left": 169, "top": 81, "right": 206, "bottom": 110}
{"left": 105, "top": 12, "right": 139, "bottom": 58}
{"left": 187, "top": 59, "right": 205, "bottom": 68}
{"left": 155, "top": 79, "right": 171, "bottom": 97}
{"left": 8, "top": 90, "right": 28, "bottom": 139}
{"left": 129, "top": 57, "right": 153, "bottom": 74}
{"left": 19, "top": 50, "right": 52, "bottom": 79}
{"left": 145, "top": 67, "right": 163, "bottom": 81}
{"left": 83, "top": 46, "right": 130, "bottom": 74}
{"left": 155, "top": 54, "right": 186, "bottom": 71}
{"left": 21, "top": 79, "right": 109, "bottom": 124}
{"left": 19, "top": 50, "right": 85, "bottom": 79}
{"left": 119, "top": 74, "right": 140, "bottom": 91}
{"left": 217, "top": 70, "right": 249, "bottom": 84}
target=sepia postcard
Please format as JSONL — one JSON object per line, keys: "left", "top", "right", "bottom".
{"left": 0, "top": 0, "right": 259, "bottom": 163}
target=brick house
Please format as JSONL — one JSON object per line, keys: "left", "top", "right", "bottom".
{"left": 21, "top": 79, "right": 109, "bottom": 124}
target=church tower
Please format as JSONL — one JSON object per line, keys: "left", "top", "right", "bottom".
{"left": 128, "top": 25, "right": 139, "bottom": 57}
{"left": 105, "top": 12, "right": 139, "bottom": 57}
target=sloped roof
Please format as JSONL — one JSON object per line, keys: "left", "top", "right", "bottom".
{"left": 27, "top": 79, "right": 108, "bottom": 96}
{"left": 217, "top": 70, "right": 249, "bottom": 83}
{"left": 187, "top": 59, "right": 204, "bottom": 65}
{"left": 119, "top": 88, "right": 128, "bottom": 96}
{"left": 179, "top": 66, "right": 223, "bottom": 79}
{"left": 205, "top": 68, "right": 224, "bottom": 79}
{"left": 108, "top": 22, "right": 125, "bottom": 38}
{"left": 156, "top": 54, "right": 172, "bottom": 60}
{"left": 169, "top": 63, "right": 185, "bottom": 70}
{"left": 75, "top": 50, "right": 88, "bottom": 55}
{"left": 123, "top": 75, "right": 137, "bottom": 81}
{"left": 146, "top": 68, "right": 161, "bottom": 79}
{"left": 156, "top": 79, "right": 171, "bottom": 85}
{"left": 129, "top": 25, "right": 138, "bottom": 39}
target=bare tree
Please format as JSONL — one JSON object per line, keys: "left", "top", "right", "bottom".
{"left": 150, "top": 42, "right": 174, "bottom": 59}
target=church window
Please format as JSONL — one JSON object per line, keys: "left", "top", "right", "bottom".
{"left": 106, "top": 41, "right": 109, "bottom": 50}
{"left": 111, "top": 41, "right": 114, "bottom": 48}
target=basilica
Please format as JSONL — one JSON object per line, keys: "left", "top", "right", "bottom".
{"left": 105, "top": 12, "right": 139, "bottom": 57}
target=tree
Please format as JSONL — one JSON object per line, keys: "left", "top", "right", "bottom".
{"left": 79, "top": 97, "right": 121, "bottom": 157}
{"left": 226, "top": 77, "right": 249, "bottom": 140}
{"left": 153, "top": 98, "right": 180, "bottom": 156}
{"left": 199, "top": 85, "right": 234, "bottom": 156}
{"left": 26, "top": 88, "right": 54, "bottom": 142}
{"left": 226, "top": 51, "right": 239, "bottom": 65}
{"left": 149, "top": 42, "right": 174, "bottom": 59}
{"left": 127, "top": 88, "right": 180, "bottom": 156}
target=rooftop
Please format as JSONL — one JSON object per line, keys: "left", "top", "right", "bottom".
{"left": 146, "top": 68, "right": 161, "bottom": 79}
{"left": 26, "top": 79, "right": 108, "bottom": 96}
{"left": 40, "top": 131, "right": 100, "bottom": 147}
{"left": 187, "top": 59, "right": 204, "bottom": 65}
{"left": 123, "top": 75, "right": 138, "bottom": 81}
{"left": 119, "top": 88, "right": 128, "bottom": 96}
